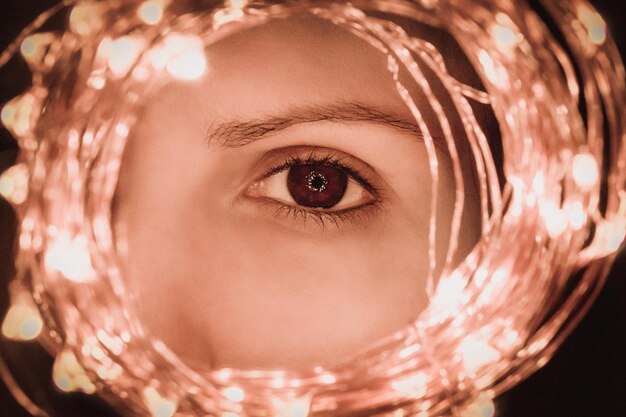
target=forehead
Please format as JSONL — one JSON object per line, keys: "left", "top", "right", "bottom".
{"left": 145, "top": 16, "right": 410, "bottom": 121}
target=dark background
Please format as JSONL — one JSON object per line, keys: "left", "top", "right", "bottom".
{"left": 0, "top": 1, "right": 624, "bottom": 416}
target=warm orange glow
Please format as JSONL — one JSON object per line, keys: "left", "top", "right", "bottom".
{"left": 0, "top": 1, "right": 623, "bottom": 417}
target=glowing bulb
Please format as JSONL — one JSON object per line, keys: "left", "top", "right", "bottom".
{"left": 271, "top": 395, "right": 311, "bottom": 417}
{"left": 572, "top": 153, "right": 599, "bottom": 190}
{"left": 491, "top": 14, "right": 522, "bottom": 51}
{"left": 319, "top": 373, "right": 336, "bottom": 384}
{"left": 478, "top": 49, "right": 509, "bottom": 88}
{"left": 1, "top": 93, "right": 37, "bottom": 137}
{"left": 108, "top": 36, "right": 145, "bottom": 78}
{"left": 540, "top": 201, "right": 568, "bottom": 238}
{"left": 430, "top": 271, "right": 467, "bottom": 318}
{"left": 45, "top": 232, "right": 97, "bottom": 282}
{"left": 163, "top": 34, "right": 207, "bottom": 81}
{"left": 577, "top": 5, "right": 607, "bottom": 46}
{"left": 53, "top": 349, "right": 96, "bottom": 394}
{"left": 69, "top": 3, "right": 105, "bottom": 36}
{"left": 532, "top": 172, "right": 545, "bottom": 196}
{"left": 390, "top": 373, "right": 428, "bottom": 399}
{"left": 143, "top": 387, "right": 178, "bottom": 417}
{"left": 222, "top": 386, "right": 245, "bottom": 403}
{"left": 213, "top": 8, "right": 246, "bottom": 29}
{"left": 138, "top": 1, "right": 165, "bottom": 25}
{"left": 0, "top": 163, "right": 29, "bottom": 205}
{"left": 1, "top": 298, "right": 43, "bottom": 341}
{"left": 459, "top": 336, "right": 500, "bottom": 376}
{"left": 18, "top": 32, "right": 58, "bottom": 72}
{"left": 567, "top": 201, "right": 586, "bottom": 230}
{"left": 20, "top": 33, "right": 51, "bottom": 62}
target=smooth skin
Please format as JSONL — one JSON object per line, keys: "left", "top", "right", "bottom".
{"left": 114, "top": 16, "right": 480, "bottom": 370}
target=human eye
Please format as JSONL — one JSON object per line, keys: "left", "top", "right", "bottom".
{"left": 244, "top": 146, "right": 383, "bottom": 228}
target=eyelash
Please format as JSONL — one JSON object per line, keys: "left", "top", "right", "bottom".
{"left": 256, "top": 151, "right": 383, "bottom": 228}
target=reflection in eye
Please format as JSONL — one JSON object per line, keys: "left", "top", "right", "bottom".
{"left": 246, "top": 148, "right": 382, "bottom": 227}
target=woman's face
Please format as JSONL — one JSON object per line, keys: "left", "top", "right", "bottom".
{"left": 114, "top": 16, "right": 480, "bottom": 370}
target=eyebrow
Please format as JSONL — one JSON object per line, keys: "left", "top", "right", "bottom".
{"left": 204, "top": 103, "right": 423, "bottom": 148}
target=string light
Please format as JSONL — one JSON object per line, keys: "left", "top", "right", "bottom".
{"left": 0, "top": 1, "right": 624, "bottom": 417}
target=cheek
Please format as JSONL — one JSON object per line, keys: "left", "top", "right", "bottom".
{"left": 117, "top": 151, "right": 432, "bottom": 369}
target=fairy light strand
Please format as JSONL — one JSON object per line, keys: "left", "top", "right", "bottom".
{"left": 0, "top": 0, "right": 624, "bottom": 416}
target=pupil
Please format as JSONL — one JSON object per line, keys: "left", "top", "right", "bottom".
{"left": 307, "top": 172, "right": 328, "bottom": 192}
{"left": 287, "top": 164, "right": 348, "bottom": 209}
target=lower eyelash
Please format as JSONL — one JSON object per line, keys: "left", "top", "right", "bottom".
{"left": 272, "top": 201, "right": 383, "bottom": 230}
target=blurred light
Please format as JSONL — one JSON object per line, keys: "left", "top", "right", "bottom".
{"left": 572, "top": 152, "right": 599, "bottom": 190}
{"left": 138, "top": 1, "right": 165, "bottom": 25}
{"left": 391, "top": 373, "right": 428, "bottom": 399}
{"left": 53, "top": 349, "right": 96, "bottom": 394}
{"left": 459, "top": 336, "right": 500, "bottom": 375}
{"left": 478, "top": 49, "right": 509, "bottom": 88}
{"left": 167, "top": 48, "right": 206, "bottom": 80}
{"left": 568, "top": 201, "right": 586, "bottom": 230}
{"left": 143, "top": 387, "right": 178, "bottom": 417}
{"left": 223, "top": 386, "right": 245, "bottom": 403}
{"left": 430, "top": 271, "right": 467, "bottom": 318}
{"left": 1, "top": 93, "right": 37, "bottom": 137}
{"left": 319, "top": 373, "right": 336, "bottom": 384}
{"left": 462, "top": 395, "right": 496, "bottom": 417}
{"left": 45, "top": 232, "right": 97, "bottom": 282}
{"left": 0, "top": 163, "right": 29, "bottom": 205}
{"left": 577, "top": 5, "right": 607, "bottom": 46}
{"left": 491, "top": 13, "right": 522, "bottom": 51}
{"left": 271, "top": 395, "right": 311, "bottom": 417}
{"left": 69, "top": 3, "right": 105, "bottom": 36}
{"left": 108, "top": 36, "right": 145, "bottom": 78}
{"left": 213, "top": 8, "right": 246, "bottom": 29}
{"left": 1, "top": 298, "right": 43, "bottom": 341}
{"left": 540, "top": 201, "right": 568, "bottom": 238}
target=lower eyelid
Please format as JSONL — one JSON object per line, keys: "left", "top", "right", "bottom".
{"left": 271, "top": 200, "right": 384, "bottom": 230}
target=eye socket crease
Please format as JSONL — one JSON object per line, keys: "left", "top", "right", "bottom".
{"left": 204, "top": 102, "right": 431, "bottom": 148}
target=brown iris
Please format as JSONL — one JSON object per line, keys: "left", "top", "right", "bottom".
{"left": 287, "top": 164, "right": 348, "bottom": 209}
